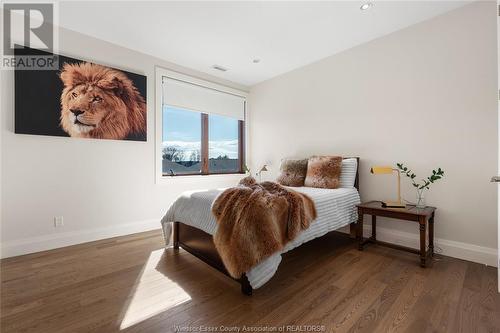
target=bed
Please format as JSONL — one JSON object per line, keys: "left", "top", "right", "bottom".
{"left": 161, "top": 157, "right": 360, "bottom": 295}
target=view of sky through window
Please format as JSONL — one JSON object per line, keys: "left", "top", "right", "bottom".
{"left": 208, "top": 113, "right": 238, "bottom": 159}
{"left": 162, "top": 106, "right": 238, "bottom": 161}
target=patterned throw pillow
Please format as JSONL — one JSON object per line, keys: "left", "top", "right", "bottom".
{"left": 304, "top": 156, "right": 343, "bottom": 189}
{"left": 276, "top": 159, "right": 308, "bottom": 187}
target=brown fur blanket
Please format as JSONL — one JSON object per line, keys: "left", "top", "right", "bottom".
{"left": 212, "top": 177, "right": 317, "bottom": 278}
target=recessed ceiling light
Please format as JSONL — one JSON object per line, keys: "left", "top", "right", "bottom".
{"left": 212, "top": 65, "right": 228, "bottom": 72}
{"left": 360, "top": 2, "right": 373, "bottom": 11}
{"left": 252, "top": 59, "right": 261, "bottom": 64}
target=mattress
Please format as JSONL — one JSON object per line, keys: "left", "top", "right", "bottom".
{"left": 161, "top": 186, "right": 360, "bottom": 289}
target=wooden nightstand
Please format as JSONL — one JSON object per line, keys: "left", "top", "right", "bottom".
{"left": 356, "top": 201, "right": 436, "bottom": 267}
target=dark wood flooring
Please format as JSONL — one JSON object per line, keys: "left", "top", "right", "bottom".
{"left": 1, "top": 230, "right": 499, "bottom": 332}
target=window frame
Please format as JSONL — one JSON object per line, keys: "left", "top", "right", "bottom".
{"left": 155, "top": 67, "right": 248, "bottom": 183}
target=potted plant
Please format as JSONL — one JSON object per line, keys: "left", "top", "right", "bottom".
{"left": 243, "top": 164, "right": 251, "bottom": 175}
{"left": 396, "top": 163, "right": 444, "bottom": 208}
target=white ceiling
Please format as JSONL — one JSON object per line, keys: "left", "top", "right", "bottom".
{"left": 58, "top": 1, "right": 470, "bottom": 87}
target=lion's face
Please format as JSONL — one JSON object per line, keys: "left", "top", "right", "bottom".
{"left": 59, "top": 62, "right": 146, "bottom": 140}
{"left": 61, "top": 83, "right": 126, "bottom": 135}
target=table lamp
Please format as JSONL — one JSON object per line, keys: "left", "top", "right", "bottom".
{"left": 370, "top": 166, "right": 405, "bottom": 208}
{"left": 256, "top": 165, "right": 268, "bottom": 182}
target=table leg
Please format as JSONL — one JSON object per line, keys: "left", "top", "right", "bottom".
{"left": 371, "top": 215, "right": 376, "bottom": 241}
{"left": 419, "top": 217, "right": 426, "bottom": 267}
{"left": 429, "top": 213, "right": 434, "bottom": 257}
{"left": 357, "top": 209, "right": 364, "bottom": 251}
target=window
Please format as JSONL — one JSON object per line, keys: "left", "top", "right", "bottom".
{"left": 162, "top": 106, "right": 202, "bottom": 175}
{"left": 209, "top": 114, "right": 240, "bottom": 173}
{"left": 158, "top": 71, "right": 246, "bottom": 177}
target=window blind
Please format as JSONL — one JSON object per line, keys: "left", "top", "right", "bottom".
{"left": 162, "top": 77, "right": 245, "bottom": 120}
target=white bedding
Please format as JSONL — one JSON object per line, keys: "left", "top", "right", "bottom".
{"left": 160, "top": 186, "right": 360, "bottom": 289}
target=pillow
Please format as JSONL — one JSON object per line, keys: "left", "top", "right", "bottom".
{"left": 339, "top": 158, "right": 358, "bottom": 188}
{"left": 304, "top": 156, "right": 343, "bottom": 189}
{"left": 276, "top": 158, "right": 308, "bottom": 187}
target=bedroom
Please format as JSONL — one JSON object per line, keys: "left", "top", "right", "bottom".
{"left": 0, "top": 1, "right": 499, "bottom": 332}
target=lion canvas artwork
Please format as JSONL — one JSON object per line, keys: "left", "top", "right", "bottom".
{"left": 15, "top": 48, "right": 147, "bottom": 141}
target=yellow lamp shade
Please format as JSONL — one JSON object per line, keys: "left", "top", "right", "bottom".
{"left": 370, "top": 166, "right": 394, "bottom": 174}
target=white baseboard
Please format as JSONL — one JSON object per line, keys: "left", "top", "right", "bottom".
{"left": 339, "top": 224, "right": 498, "bottom": 267}
{"left": 1, "top": 219, "right": 161, "bottom": 259}
{"left": 2, "top": 221, "right": 497, "bottom": 268}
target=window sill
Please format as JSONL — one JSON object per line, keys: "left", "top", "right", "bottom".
{"left": 156, "top": 172, "right": 247, "bottom": 185}
{"left": 162, "top": 172, "right": 245, "bottom": 177}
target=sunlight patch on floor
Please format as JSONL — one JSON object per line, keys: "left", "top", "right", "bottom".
{"left": 120, "top": 249, "right": 191, "bottom": 329}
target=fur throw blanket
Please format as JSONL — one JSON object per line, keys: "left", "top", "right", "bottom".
{"left": 212, "top": 176, "right": 317, "bottom": 278}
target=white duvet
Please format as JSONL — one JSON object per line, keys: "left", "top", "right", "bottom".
{"left": 161, "top": 186, "right": 360, "bottom": 289}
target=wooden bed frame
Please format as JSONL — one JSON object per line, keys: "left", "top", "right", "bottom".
{"left": 172, "top": 157, "right": 360, "bottom": 295}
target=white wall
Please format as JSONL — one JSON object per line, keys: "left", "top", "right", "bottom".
{"left": 0, "top": 25, "right": 249, "bottom": 258}
{"left": 497, "top": 0, "right": 500, "bottom": 288}
{"left": 249, "top": 2, "right": 498, "bottom": 265}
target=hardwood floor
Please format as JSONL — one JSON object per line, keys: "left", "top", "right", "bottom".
{"left": 1, "top": 230, "right": 499, "bottom": 333}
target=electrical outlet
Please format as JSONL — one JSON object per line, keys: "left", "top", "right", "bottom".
{"left": 54, "top": 216, "right": 64, "bottom": 228}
